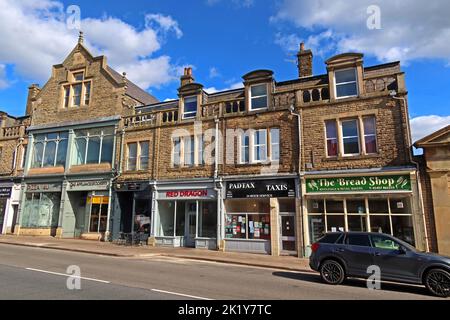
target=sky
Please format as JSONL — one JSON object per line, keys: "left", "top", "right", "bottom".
{"left": 0, "top": 0, "right": 449, "bottom": 145}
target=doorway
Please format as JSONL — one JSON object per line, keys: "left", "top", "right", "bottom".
{"left": 280, "top": 213, "right": 296, "bottom": 255}
{"left": 185, "top": 201, "right": 197, "bottom": 247}
{"left": 0, "top": 198, "right": 6, "bottom": 234}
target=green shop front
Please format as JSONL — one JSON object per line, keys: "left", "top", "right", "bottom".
{"left": 302, "top": 169, "right": 428, "bottom": 255}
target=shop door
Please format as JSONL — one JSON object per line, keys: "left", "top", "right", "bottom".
{"left": 88, "top": 196, "right": 109, "bottom": 233}
{"left": 279, "top": 214, "right": 296, "bottom": 254}
{"left": 0, "top": 198, "right": 6, "bottom": 234}
{"left": 185, "top": 202, "right": 197, "bottom": 247}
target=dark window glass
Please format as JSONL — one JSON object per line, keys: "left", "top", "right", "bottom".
{"left": 346, "top": 234, "right": 371, "bottom": 247}
{"left": 318, "top": 233, "right": 343, "bottom": 244}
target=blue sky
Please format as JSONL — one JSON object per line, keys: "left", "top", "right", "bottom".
{"left": 0, "top": 0, "right": 449, "bottom": 142}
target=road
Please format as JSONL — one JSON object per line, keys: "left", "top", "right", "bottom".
{"left": 0, "top": 244, "right": 441, "bottom": 300}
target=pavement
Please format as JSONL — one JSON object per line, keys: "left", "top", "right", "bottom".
{"left": 0, "top": 235, "right": 312, "bottom": 273}
{"left": 0, "top": 243, "right": 438, "bottom": 300}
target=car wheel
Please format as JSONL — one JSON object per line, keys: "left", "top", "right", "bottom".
{"left": 424, "top": 268, "right": 450, "bottom": 298}
{"left": 320, "top": 259, "right": 345, "bottom": 285}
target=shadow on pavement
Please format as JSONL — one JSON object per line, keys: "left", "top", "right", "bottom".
{"left": 272, "top": 271, "right": 434, "bottom": 298}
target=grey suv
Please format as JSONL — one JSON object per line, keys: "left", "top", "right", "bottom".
{"left": 309, "top": 232, "right": 450, "bottom": 297}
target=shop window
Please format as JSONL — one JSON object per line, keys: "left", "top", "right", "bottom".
{"left": 307, "top": 199, "right": 325, "bottom": 214}
{"left": 369, "top": 199, "right": 389, "bottom": 213}
{"left": 326, "top": 200, "right": 344, "bottom": 213}
{"left": 225, "top": 214, "right": 270, "bottom": 240}
{"left": 389, "top": 198, "right": 411, "bottom": 214}
{"left": 270, "top": 128, "right": 280, "bottom": 161}
{"left": 157, "top": 201, "right": 175, "bottom": 236}
{"left": 175, "top": 202, "right": 186, "bottom": 237}
{"left": 363, "top": 117, "right": 377, "bottom": 154}
{"left": 391, "top": 216, "right": 415, "bottom": 245}
{"left": 325, "top": 120, "right": 338, "bottom": 157}
{"left": 279, "top": 198, "right": 296, "bottom": 213}
{"left": 198, "top": 201, "right": 217, "bottom": 238}
{"left": 183, "top": 96, "right": 197, "bottom": 119}
{"left": 327, "top": 215, "right": 345, "bottom": 232}
{"left": 89, "top": 197, "right": 108, "bottom": 233}
{"left": 341, "top": 119, "right": 360, "bottom": 156}
{"left": 73, "top": 127, "right": 114, "bottom": 165}
{"left": 21, "top": 192, "right": 61, "bottom": 228}
{"left": 347, "top": 215, "right": 367, "bottom": 232}
{"left": 308, "top": 215, "right": 325, "bottom": 243}
{"left": 32, "top": 132, "right": 68, "bottom": 168}
{"left": 249, "top": 84, "right": 268, "bottom": 110}
{"left": 346, "top": 199, "right": 366, "bottom": 213}
{"left": 370, "top": 215, "right": 390, "bottom": 234}
{"left": 335, "top": 68, "right": 358, "bottom": 99}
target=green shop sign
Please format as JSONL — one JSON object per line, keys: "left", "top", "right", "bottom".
{"left": 306, "top": 175, "right": 411, "bottom": 193}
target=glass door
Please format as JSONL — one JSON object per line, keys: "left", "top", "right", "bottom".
{"left": 280, "top": 214, "right": 296, "bottom": 254}
{"left": 88, "top": 195, "right": 109, "bottom": 233}
{"left": 184, "top": 201, "right": 197, "bottom": 247}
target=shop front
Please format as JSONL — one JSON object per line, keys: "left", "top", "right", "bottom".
{"left": 112, "top": 181, "right": 152, "bottom": 242}
{"left": 63, "top": 178, "right": 112, "bottom": 240}
{"left": 153, "top": 181, "right": 217, "bottom": 250}
{"left": 19, "top": 182, "right": 62, "bottom": 237}
{"left": 303, "top": 171, "right": 426, "bottom": 255}
{"left": 224, "top": 177, "right": 297, "bottom": 255}
{"left": 0, "top": 182, "right": 12, "bottom": 234}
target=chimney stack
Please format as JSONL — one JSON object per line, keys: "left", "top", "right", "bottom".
{"left": 25, "top": 84, "right": 40, "bottom": 116}
{"left": 297, "top": 42, "right": 313, "bottom": 78}
{"left": 180, "top": 67, "right": 194, "bottom": 86}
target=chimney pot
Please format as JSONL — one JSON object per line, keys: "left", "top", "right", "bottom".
{"left": 300, "top": 42, "right": 305, "bottom": 52}
{"left": 297, "top": 43, "right": 313, "bottom": 78}
{"left": 181, "top": 67, "right": 194, "bottom": 86}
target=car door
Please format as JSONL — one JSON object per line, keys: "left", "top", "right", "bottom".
{"left": 370, "top": 234, "right": 422, "bottom": 281}
{"left": 337, "top": 234, "right": 375, "bottom": 277}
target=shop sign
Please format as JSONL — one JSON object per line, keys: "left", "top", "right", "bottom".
{"left": 114, "top": 182, "right": 147, "bottom": 192}
{"left": 305, "top": 175, "right": 411, "bottom": 193}
{"left": 87, "top": 196, "right": 109, "bottom": 205}
{"left": 226, "top": 179, "right": 296, "bottom": 199}
{"left": 27, "top": 183, "right": 62, "bottom": 192}
{"left": 68, "top": 180, "right": 110, "bottom": 191}
{"left": 158, "top": 189, "right": 215, "bottom": 200}
{"left": 0, "top": 187, "right": 12, "bottom": 198}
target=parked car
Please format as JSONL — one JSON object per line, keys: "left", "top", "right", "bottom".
{"left": 309, "top": 232, "right": 450, "bottom": 297}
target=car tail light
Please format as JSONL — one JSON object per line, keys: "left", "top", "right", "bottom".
{"left": 311, "top": 242, "right": 320, "bottom": 252}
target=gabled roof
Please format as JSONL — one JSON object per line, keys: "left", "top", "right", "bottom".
{"left": 107, "top": 66, "right": 158, "bottom": 105}
{"left": 415, "top": 124, "right": 450, "bottom": 147}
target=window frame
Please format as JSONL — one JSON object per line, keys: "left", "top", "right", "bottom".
{"left": 362, "top": 116, "right": 378, "bottom": 155}
{"left": 126, "top": 142, "right": 138, "bottom": 171}
{"left": 334, "top": 68, "right": 358, "bottom": 99}
{"left": 61, "top": 70, "right": 92, "bottom": 109}
{"left": 340, "top": 119, "right": 361, "bottom": 157}
{"left": 31, "top": 132, "right": 68, "bottom": 168}
{"left": 73, "top": 128, "right": 114, "bottom": 166}
{"left": 252, "top": 129, "right": 268, "bottom": 163}
{"left": 325, "top": 120, "right": 339, "bottom": 158}
{"left": 182, "top": 96, "right": 198, "bottom": 119}
{"left": 270, "top": 128, "right": 280, "bottom": 162}
{"left": 249, "top": 83, "right": 268, "bottom": 111}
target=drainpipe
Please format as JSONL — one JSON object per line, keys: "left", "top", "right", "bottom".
{"left": 390, "top": 91, "right": 429, "bottom": 252}
{"left": 289, "top": 104, "right": 305, "bottom": 257}
{"left": 213, "top": 116, "right": 223, "bottom": 249}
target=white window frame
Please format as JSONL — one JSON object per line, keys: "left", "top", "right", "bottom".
{"left": 252, "top": 129, "right": 268, "bottom": 163}
{"left": 334, "top": 68, "right": 358, "bottom": 99}
{"left": 270, "top": 128, "right": 280, "bottom": 161}
{"left": 184, "top": 136, "right": 195, "bottom": 167}
{"left": 325, "top": 120, "right": 339, "bottom": 158}
{"left": 172, "top": 137, "right": 181, "bottom": 167}
{"left": 126, "top": 142, "right": 138, "bottom": 171}
{"left": 139, "top": 141, "right": 150, "bottom": 170}
{"left": 183, "top": 96, "right": 198, "bottom": 119}
{"left": 196, "top": 135, "right": 204, "bottom": 166}
{"left": 340, "top": 119, "right": 361, "bottom": 157}
{"left": 239, "top": 131, "right": 250, "bottom": 164}
{"left": 249, "top": 84, "right": 268, "bottom": 111}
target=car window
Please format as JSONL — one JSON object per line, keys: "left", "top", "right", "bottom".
{"left": 371, "top": 235, "right": 400, "bottom": 250}
{"left": 318, "top": 233, "right": 343, "bottom": 244}
{"left": 345, "top": 234, "right": 371, "bottom": 247}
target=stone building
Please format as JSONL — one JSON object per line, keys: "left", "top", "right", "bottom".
{"left": 0, "top": 34, "right": 430, "bottom": 257}
{"left": 415, "top": 125, "right": 450, "bottom": 256}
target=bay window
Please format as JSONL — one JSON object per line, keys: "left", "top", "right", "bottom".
{"left": 73, "top": 127, "right": 114, "bottom": 165}
{"left": 335, "top": 68, "right": 358, "bottom": 99}
{"left": 32, "top": 132, "right": 68, "bottom": 168}
{"left": 250, "top": 84, "right": 268, "bottom": 110}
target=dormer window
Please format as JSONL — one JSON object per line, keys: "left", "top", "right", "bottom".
{"left": 183, "top": 96, "right": 197, "bottom": 119}
{"left": 335, "top": 68, "right": 358, "bottom": 99}
{"left": 250, "top": 84, "right": 268, "bottom": 110}
{"left": 62, "top": 70, "right": 92, "bottom": 108}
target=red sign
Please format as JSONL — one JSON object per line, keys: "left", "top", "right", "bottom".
{"left": 166, "top": 190, "right": 208, "bottom": 198}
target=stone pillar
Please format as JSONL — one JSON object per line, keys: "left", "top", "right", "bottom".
{"left": 429, "top": 171, "right": 450, "bottom": 255}
{"left": 270, "top": 198, "right": 280, "bottom": 256}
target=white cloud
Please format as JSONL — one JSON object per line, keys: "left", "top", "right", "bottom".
{"left": 410, "top": 115, "right": 450, "bottom": 144}
{"left": 272, "top": 0, "right": 450, "bottom": 63}
{"left": 208, "top": 67, "right": 221, "bottom": 78}
{"left": 0, "top": 0, "right": 184, "bottom": 89}
{"left": 204, "top": 81, "right": 243, "bottom": 94}
{"left": 0, "top": 64, "right": 8, "bottom": 89}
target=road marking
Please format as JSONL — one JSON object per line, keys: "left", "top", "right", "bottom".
{"left": 151, "top": 288, "right": 213, "bottom": 300}
{"left": 25, "top": 268, "right": 110, "bottom": 284}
